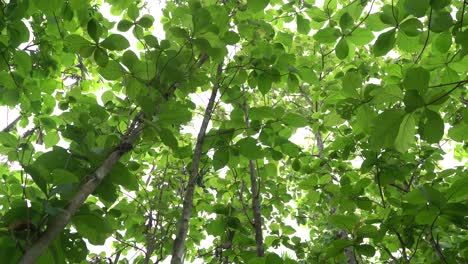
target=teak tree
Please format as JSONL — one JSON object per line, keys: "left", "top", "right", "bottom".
{"left": 0, "top": 0, "right": 467, "bottom": 263}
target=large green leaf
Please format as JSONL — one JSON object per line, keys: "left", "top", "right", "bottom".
{"left": 370, "top": 109, "right": 405, "bottom": 150}
{"left": 372, "top": 29, "right": 396, "bottom": 56}
{"left": 394, "top": 113, "right": 416, "bottom": 152}
{"left": 237, "top": 137, "right": 263, "bottom": 160}
{"left": 403, "top": 67, "right": 430, "bottom": 92}
{"left": 404, "top": 0, "right": 430, "bottom": 17}
{"left": 247, "top": 0, "right": 269, "bottom": 12}
{"left": 100, "top": 34, "right": 130, "bottom": 50}
{"left": 314, "top": 27, "right": 341, "bottom": 43}
{"left": 419, "top": 110, "right": 444, "bottom": 143}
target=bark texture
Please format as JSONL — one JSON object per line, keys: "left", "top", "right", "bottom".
{"left": 171, "top": 64, "right": 223, "bottom": 264}
{"left": 19, "top": 118, "right": 143, "bottom": 264}
{"left": 241, "top": 88, "right": 264, "bottom": 257}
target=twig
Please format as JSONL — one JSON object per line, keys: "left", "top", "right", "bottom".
{"left": 414, "top": 8, "right": 433, "bottom": 64}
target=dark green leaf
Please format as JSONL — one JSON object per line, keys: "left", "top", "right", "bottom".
{"left": 100, "top": 34, "right": 130, "bottom": 51}
{"left": 117, "top": 20, "right": 134, "bottom": 32}
{"left": 314, "top": 27, "right": 341, "bottom": 43}
{"left": 247, "top": 0, "right": 269, "bottom": 12}
{"left": 394, "top": 113, "right": 416, "bottom": 152}
{"left": 296, "top": 14, "right": 311, "bottom": 35}
{"left": 403, "top": 67, "right": 430, "bottom": 92}
{"left": 404, "top": 0, "right": 430, "bottom": 17}
{"left": 370, "top": 109, "right": 405, "bottom": 150}
{"left": 419, "top": 110, "right": 444, "bottom": 143}
{"left": 372, "top": 29, "right": 396, "bottom": 56}
{"left": 237, "top": 137, "right": 263, "bottom": 160}
{"left": 335, "top": 38, "right": 349, "bottom": 60}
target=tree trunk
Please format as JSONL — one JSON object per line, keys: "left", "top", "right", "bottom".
{"left": 241, "top": 87, "right": 264, "bottom": 257}
{"left": 171, "top": 64, "right": 223, "bottom": 264}
{"left": 19, "top": 119, "right": 143, "bottom": 264}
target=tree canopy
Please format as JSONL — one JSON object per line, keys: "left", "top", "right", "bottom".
{"left": 0, "top": 0, "right": 467, "bottom": 263}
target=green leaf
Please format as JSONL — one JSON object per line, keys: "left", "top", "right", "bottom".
{"left": 213, "top": 148, "right": 230, "bottom": 170}
{"left": 247, "top": 0, "right": 269, "bottom": 12}
{"left": 282, "top": 112, "right": 308, "bottom": 128}
{"left": 347, "top": 28, "right": 374, "bottom": 45}
{"left": 335, "top": 38, "right": 349, "bottom": 60}
{"left": 430, "top": 0, "right": 451, "bottom": 10}
{"left": 237, "top": 137, "right": 263, "bottom": 160}
{"left": 448, "top": 123, "right": 468, "bottom": 142}
{"left": 399, "top": 18, "right": 423, "bottom": 36}
{"left": 314, "top": 27, "right": 341, "bottom": 43}
{"left": 159, "top": 128, "right": 178, "bottom": 149}
{"left": 296, "top": 14, "right": 310, "bottom": 35}
{"left": 404, "top": 90, "right": 425, "bottom": 112}
{"left": 87, "top": 18, "right": 101, "bottom": 42}
{"left": 372, "top": 29, "right": 396, "bottom": 56}
{"left": 100, "top": 34, "right": 130, "bottom": 51}
{"left": 403, "top": 67, "right": 430, "bottom": 92}
{"left": 0, "top": 132, "right": 17, "bottom": 147}
{"left": 127, "top": 4, "right": 139, "bottom": 20}
{"left": 258, "top": 73, "right": 272, "bottom": 94}
{"left": 14, "top": 50, "right": 32, "bottom": 76}
{"left": 108, "top": 162, "right": 138, "bottom": 191}
{"left": 72, "top": 212, "right": 113, "bottom": 245}
{"left": 394, "top": 113, "right": 416, "bottom": 152}
{"left": 50, "top": 169, "right": 79, "bottom": 185}
{"left": 117, "top": 20, "right": 133, "bottom": 32}
{"left": 93, "top": 48, "right": 108, "bottom": 68}
{"left": 222, "top": 31, "right": 240, "bottom": 45}
{"left": 370, "top": 109, "right": 405, "bottom": 150}
{"left": 34, "top": 0, "right": 62, "bottom": 14}
{"left": 137, "top": 14, "right": 154, "bottom": 28}
{"left": 434, "top": 31, "right": 452, "bottom": 53}
{"left": 64, "top": 35, "right": 92, "bottom": 53}
{"left": 339, "top": 12, "right": 354, "bottom": 30}
{"left": 43, "top": 131, "right": 60, "bottom": 149}
{"left": 342, "top": 71, "right": 362, "bottom": 98}
{"left": 356, "top": 244, "right": 376, "bottom": 257}
{"left": 329, "top": 214, "right": 359, "bottom": 232}
{"left": 353, "top": 105, "right": 376, "bottom": 134}
{"left": 158, "top": 102, "right": 192, "bottom": 125}
{"left": 206, "top": 218, "right": 226, "bottom": 236}
{"left": 419, "top": 110, "right": 444, "bottom": 143}
{"left": 430, "top": 11, "right": 453, "bottom": 33}
{"left": 404, "top": 0, "right": 430, "bottom": 17}
{"left": 98, "top": 60, "right": 123, "bottom": 80}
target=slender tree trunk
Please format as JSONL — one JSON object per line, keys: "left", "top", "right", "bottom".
{"left": 19, "top": 118, "right": 143, "bottom": 264}
{"left": 171, "top": 64, "right": 223, "bottom": 264}
{"left": 241, "top": 87, "right": 264, "bottom": 257}
{"left": 19, "top": 53, "right": 209, "bottom": 263}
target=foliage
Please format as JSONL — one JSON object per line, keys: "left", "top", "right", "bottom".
{"left": 0, "top": 0, "right": 467, "bottom": 263}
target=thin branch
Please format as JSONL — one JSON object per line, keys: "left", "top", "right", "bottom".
{"left": 382, "top": 245, "right": 400, "bottom": 264}
{"left": 241, "top": 86, "right": 265, "bottom": 257}
{"left": 2, "top": 115, "right": 21, "bottom": 133}
{"left": 427, "top": 81, "right": 466, "bottom": 105}
{"left": 414, "top": 8, "right": 433, "bottom": 64}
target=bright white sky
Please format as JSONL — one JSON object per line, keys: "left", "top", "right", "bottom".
{"left": 0, "top": 0, "right": 466, "bottom": 263}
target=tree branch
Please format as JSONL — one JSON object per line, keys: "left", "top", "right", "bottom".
{"left": 170, "top": 63, "right": 223, "bottom": 264}
{"left": 241, "top": 86, "right": 265, "bottom": 257}
{"left": 18, "top": 118, "right": 143, "bottom": 264}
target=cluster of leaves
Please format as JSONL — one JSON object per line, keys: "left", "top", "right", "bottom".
{"left": 0, "top": 0, "right": 467, "bottom": 263}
